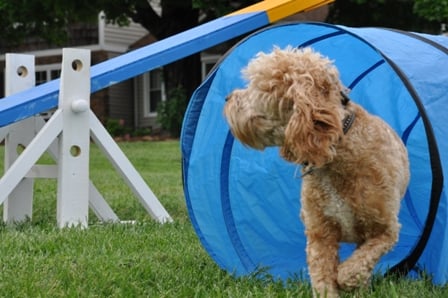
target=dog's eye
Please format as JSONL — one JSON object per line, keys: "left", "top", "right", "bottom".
{"left": 314, "top": 120, "right": 330, "bottom": 130}
{"left": 253, "top": 115, "right": 268, "bottom": 121}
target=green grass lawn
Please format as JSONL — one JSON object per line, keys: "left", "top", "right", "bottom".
{"left": 0, "top": 140, "right": 447, "bottom": 297}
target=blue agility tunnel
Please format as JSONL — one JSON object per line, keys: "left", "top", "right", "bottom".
{"left": 181, "top": 22, "right": 448, "bottom": 284}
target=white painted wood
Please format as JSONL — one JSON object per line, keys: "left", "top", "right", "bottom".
{"left": 26, "top": 165, "right": 58, "bottom": 179}
{"left": 89, "top": 111, "right": 173, "bottom": 223}
{"left": 0, "top": 110, "right": 63, "bottom": 206}
{"left": 3, "top": 119, "right": 37, "bottom": 222}
{"left": 89, "top": 181, "right": 120, "bottom": 222}
{"left": 3, "top": 54, "right": 36, "bottom": 222}
{"left": 33, "top": 116, "right": 60, "bottom": 158}
{"left": 4, "top": 54, "right": 35, "bottom": 95}
{"left": 56, "top": 49, "right": 91, "bottom": 228}
{"left": 1, "top": 49, "right": 171, "bottom": 227}
{"left": 33, "top": 116, "right": 119, "bottom": 223}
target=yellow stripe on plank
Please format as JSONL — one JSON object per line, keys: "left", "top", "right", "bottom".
{"left": 230, "top": 0, "right": 334, "bottom": 23}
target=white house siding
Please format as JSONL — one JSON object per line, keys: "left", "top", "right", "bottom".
{"left": 100, "top": 15, "right": 149, "bottom": 52}
{"left": 97, "top": 15, "right": 149, "bottom": 128}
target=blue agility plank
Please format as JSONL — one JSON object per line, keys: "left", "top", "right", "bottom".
{"left": 0, "top": 0, "right": 332, "bottom": 127}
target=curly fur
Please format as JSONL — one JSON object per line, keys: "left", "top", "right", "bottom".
{"left": 224, "top": 47, "right": 410, "bottom": 298}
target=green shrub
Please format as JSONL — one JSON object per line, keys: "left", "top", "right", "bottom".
{"left": 105, "top": 118, "right": 131, "bottom": 137}
{"left": 157, "top": 87, "right": 187, "bottom": 137}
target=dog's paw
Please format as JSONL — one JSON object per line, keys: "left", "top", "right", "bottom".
{"left": 337, "top": 261, "right": 371, "bottom": 291}
{"left": 312, "top": 286, "right": 340, "bottom": 298}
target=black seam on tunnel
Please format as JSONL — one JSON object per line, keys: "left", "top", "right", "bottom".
{"left": 379, "top": 29, "right": 445, "bottom": 277}
{"left": 380, "top": 56, "right": 444, "bottom": 277}
{"left": 384, "top": 28, "right": 448, "bottom": 53}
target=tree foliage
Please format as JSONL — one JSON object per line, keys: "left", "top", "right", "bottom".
{"left": 414, "top": 0, "right": 448, "bottom": 23}
{"left": 0, "top": 0, "right": 257, "bottom": 48}
{"left": 0, "top": 0, "right": 257, "bottom": 94}
{"left": 0, "top": 0, "right": 102, "bottom": 46}
{"left": 327, "top": 0, "right": 441, "bottom": 33}
{"left": 1, "top": 0, "right": 444, "bottom": 47}
{"left": 1, "top": 0, "right": 445, "bottom": 134}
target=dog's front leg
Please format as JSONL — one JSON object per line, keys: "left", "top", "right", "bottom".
{"left": 337, "top": 226, "right": 399, "bottom": 291}
{"left": 304, "top": 219, "right": 341, "bottom": 298}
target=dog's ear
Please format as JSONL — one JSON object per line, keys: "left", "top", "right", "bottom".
{"left": 280, "top": 85, "right": 343, "bottom": 167}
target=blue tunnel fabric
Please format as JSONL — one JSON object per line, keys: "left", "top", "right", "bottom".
{"left": 181, "top": 22, "right": 448, "bottom": 284}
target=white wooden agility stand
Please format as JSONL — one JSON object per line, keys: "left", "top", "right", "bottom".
{"left": 0, "top": 49, "right": 172, "bottom": 228}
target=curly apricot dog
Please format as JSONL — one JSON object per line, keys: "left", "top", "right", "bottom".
{"left": 224, "top": 47, "right": 410, "bottom": 298}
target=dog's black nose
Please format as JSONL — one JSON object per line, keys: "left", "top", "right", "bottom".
{"left": 225, "top": 96, "right": 230, "bottom": 102}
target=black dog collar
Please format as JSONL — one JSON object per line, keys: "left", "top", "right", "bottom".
{"left": 340, "top": 91, "right": 355, "bottom": 134}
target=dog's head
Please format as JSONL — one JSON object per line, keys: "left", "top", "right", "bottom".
{"left": 224, "top": 47, "right": 346, "bottom": 167}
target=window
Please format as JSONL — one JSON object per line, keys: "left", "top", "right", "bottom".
{"left": 35, "top": 64, "right": 61, "bottom": 119}
{"left": 35, "top": 64, "right": 61, "bottom": 85}
{"left": 142, "top": 68, "right": 165, "bottom": 117}
{"left": 201, "top": 54, "right": 220, "bottom": 80}
{"left": 35, "top": 71, "right": 48, "bottom": 85}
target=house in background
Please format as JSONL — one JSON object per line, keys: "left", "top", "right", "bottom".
{"left": 0, "top": 13, "right": 154, "bottom": 130}
{"left": 0, "top": 6, "right": 329, "bottom": 133}
{"left": 0, "top": 12, "right": 224, "bottom": 132}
